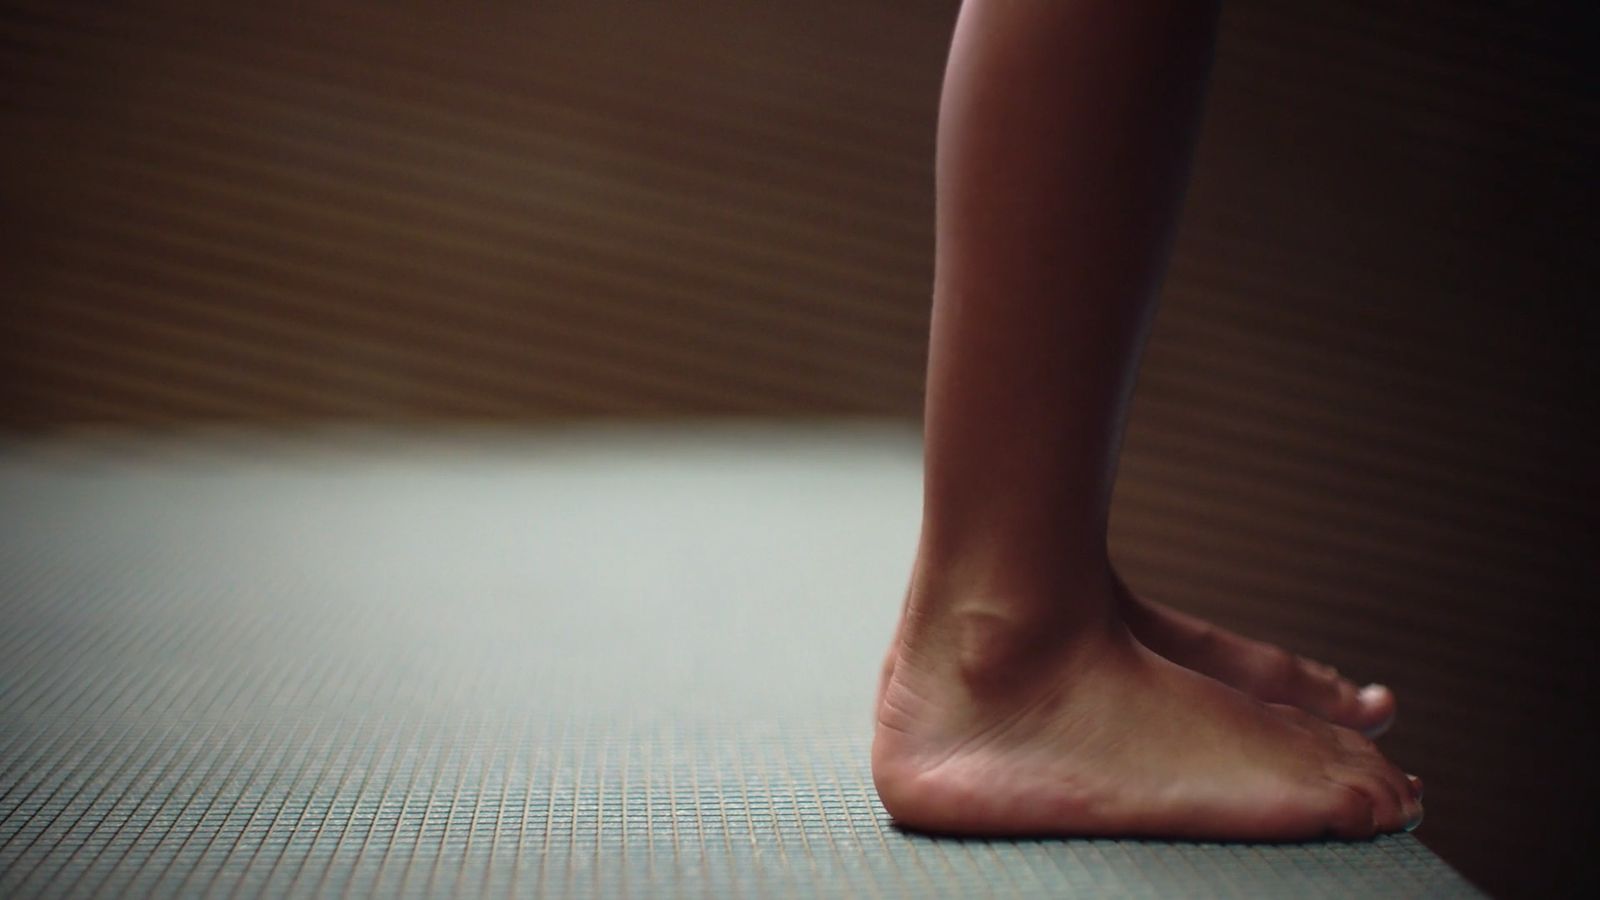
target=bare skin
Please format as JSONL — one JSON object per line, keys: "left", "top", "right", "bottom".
{"left": 1112, "top": 576, "right": 1397, "bottom": 736}
{"left": 879, "top": 575, "right": 1398, "bottom": 738}
{"left": 871, "top": 0, "right": 1421, "bottom": 839}
{"left": 875, "top": 586, "right": 1421, "bottom": 840}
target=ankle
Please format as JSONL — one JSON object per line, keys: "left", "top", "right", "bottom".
{"left": 897, "top": 553, "right": 1119, "bottom": 692}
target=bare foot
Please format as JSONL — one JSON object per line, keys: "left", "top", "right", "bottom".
{"left": 1114, "top": 575, "right": 1397, "bottom": 737}
{"left": 873, "top": 601, "right": 1423, "bottom": 840}
{"left": 877, "top": 575, "right": 1396, "bottom": 738}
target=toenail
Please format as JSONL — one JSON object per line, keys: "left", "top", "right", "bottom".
{"left": 1358, "top": 684, "right": 1389, "bottom": 705}
{"left": 1406, "top": 774, "right": 1424, "bottom": 800}
{"left": 1404, "top": 807, "right": 1424, "bottom": 833}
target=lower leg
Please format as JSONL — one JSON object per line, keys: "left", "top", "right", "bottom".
{"left": 873, "top": 0, "right": 1418, "bottom": 839}
{"left": 876, "top": 0, "right": 1394, "bottom": 738}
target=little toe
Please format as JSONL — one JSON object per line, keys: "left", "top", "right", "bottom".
{"left": 1344, "top": 759, "right": 1420, "bottom": 832}
{"left": 1333, "top": 734, "right": 1422, "bottom": 832}
{"left": 1322, "top": 783, "right": 1379, "bottom": 839}
{"left": 1336, "top": 768, "right": 1408, "bottom": 834}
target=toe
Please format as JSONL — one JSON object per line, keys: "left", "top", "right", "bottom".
{"left": 1397, "top": 772, "right": 1425, "bottom": 831}
{"left": 1294, "top": 661, "right": 1358, "bottom": 723}
{"left": 1335, "top": 767, "right": 1410, "bottom": 834}
{"left": 1333, "top": 732, "right": 1423, "bottom": 833}
{"left": 1404, "top": 805, "right": 1425, "bottom": 832}
{"left": 1353, "top": 683, "right": 1397, "bottom": 738}
{"left": 1284, "top": 656, "right": 1395, "bottom": 737}
{"left": 1322, "top": 782, "right": 1378, "bottom": 839}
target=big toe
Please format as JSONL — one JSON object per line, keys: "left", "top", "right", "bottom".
{"left": 1349, "top": 683, "right": 1397, "bottom": 737}
{"left": 1277, "top": 656, "right": 1396, "bottom": 737}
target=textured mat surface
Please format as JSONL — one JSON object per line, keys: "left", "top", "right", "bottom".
{"left": 0, "top": 430, "right": 1483, "bottom": 898}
